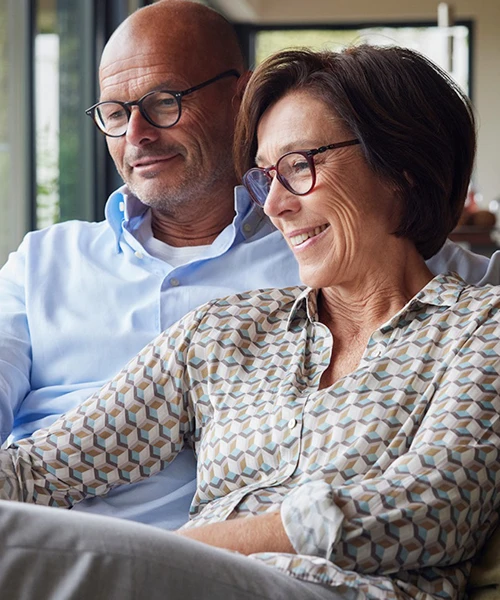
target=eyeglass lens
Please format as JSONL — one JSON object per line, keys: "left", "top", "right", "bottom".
{"left": 95, "top": 92, "right": 179, "bottom": 136}
{"left": 246, "top": 152, "right": 314, "bottom": 205}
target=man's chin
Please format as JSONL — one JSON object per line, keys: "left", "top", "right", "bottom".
{"left": 127, "top": 178, "right": 193, "bottom": 212}
{"left": 127, "top": 179, "right": 162, "bottom": 203}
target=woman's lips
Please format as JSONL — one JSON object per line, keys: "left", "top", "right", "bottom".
{"left": 289, "top": 224, "right": 330, "bottom": 248}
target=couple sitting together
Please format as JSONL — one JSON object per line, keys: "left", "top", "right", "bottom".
{"left": 0, "top": 4, "right": 499, "bottom": 600}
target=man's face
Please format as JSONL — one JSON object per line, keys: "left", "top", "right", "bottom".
{"left": 99, "top": 41, "right": 239, "bottom": 218}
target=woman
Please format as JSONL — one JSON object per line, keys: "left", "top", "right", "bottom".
{"left": 1, "top": 46, "right": 499, "bottom": 600}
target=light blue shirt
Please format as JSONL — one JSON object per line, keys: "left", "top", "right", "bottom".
{"left": 0, "top": 183, "right": 499, "bottom": 529}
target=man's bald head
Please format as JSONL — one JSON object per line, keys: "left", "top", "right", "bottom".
{"left": 96, "top": 0, "right": 246, "bottom": 230}
{"left": 101, "top": 0, "right": 244, "bottom": 83}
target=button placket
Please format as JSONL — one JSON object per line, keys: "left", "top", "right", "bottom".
{"left": 277, "top": 401, "right": 303, "bottom": 478}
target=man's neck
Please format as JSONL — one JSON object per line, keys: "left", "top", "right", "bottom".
{"left": 150, "top": 204, "right": 236, "bottom": 247}
{"left": 151, "top": 215, "right": 234, "bottom": 247}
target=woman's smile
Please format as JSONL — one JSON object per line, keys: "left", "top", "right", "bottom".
{"left": 288, "top": 223, "right": 330, "bottom": 248}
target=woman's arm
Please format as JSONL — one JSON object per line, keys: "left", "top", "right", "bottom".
{"left": 0, "top": 308, "right": 205, "bottom": 507}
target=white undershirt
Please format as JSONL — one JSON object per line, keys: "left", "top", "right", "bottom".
{"left": 136, "top": 210, "right": 211, "bottom": 268}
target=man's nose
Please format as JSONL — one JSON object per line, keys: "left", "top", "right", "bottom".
{"left": 125, "top": 107, "right": 161, "bottom": 146}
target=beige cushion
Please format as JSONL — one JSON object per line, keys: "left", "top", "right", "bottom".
{"left": 468, "top": 526, "right": 500, "bottom": 599}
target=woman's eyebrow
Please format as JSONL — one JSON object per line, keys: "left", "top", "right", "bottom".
{"left": 254, "top": 139, "right": 321, "bottom": 165}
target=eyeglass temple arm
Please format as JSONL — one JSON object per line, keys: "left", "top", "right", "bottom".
{"left": 310, "top": 139, "right": 361, "bottom": 156}
{"left": 179, "top": 70, "right": 241, "bottom": 97}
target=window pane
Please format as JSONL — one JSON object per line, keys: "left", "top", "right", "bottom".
{"left": 255, "top": 25, "right": 470, "bottom": 95}
{"left": 35, "top": 0, "right": 95, "bottom": 228}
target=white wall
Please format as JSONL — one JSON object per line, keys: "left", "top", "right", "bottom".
{"left": 218, "top": 0, "right": 500, "bottom": 208}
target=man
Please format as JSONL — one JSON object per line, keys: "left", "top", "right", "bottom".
{"left": 0, "top": 0, "right": 300, "bottom": 530}
{"left": 0, "top": 0, "right": 497, "bottom": 534}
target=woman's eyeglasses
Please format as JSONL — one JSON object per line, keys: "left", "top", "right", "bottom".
{"left": 243, "top": 139, "right": 360, "bottom": 206}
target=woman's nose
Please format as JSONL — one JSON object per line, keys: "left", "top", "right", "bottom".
{"left": 263, "top": 177, "right": 301, "bottom": 218}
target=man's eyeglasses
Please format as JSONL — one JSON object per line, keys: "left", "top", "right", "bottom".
{"left": 243, "top": 139, "right": 361, "bottom": 207}
{"left": 85, "top": 69, "right": 240, "bottom": 138}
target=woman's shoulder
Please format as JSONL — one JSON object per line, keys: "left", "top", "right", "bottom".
{"left": 200, "top": 286, "right": 308, "bottom": 320}
{"left": 457, "top": 276, "right": 500, "bottom": 303}
{"left": 447, "top": 272, "right": 500, "bottom": 319}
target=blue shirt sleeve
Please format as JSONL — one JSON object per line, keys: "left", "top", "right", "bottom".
{"left": 0, "top": 238, "right": 31, "bottom": 443}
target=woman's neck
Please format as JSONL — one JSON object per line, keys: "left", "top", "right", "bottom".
{"left": 320, "top": 241, "right": 433, "bottom": 335}
{"left": 317, "top": 242, "right": 434, "bottom": 387}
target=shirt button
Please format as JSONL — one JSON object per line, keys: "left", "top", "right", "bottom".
{"left": 119, "top": 201, "right": 125, "bottom": 212}
{"left": 170, "top": 278, "right": 180, "bottom": 287}
{"left": 288, "top": 418, "right": 297, "bottom": 430}
{"left": 373, "top": 347, "right": 383, "bottom": 357}
{"left": 134, "top": 251, "right": 144, "bottom": 260}
{"left": 243, "top": 223, "right": 252, "bottom": 234}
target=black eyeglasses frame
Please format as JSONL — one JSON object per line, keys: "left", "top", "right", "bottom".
{"left": 85, "top": 69, "right": 241, "bottom": 138}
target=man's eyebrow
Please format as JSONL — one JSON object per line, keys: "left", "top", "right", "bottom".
{"left": 150, "top": 81, "right": 184, "bottom": 91}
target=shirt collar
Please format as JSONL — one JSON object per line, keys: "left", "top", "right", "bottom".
{"left": 285, "top": 272, "right": 467, "bottom": 332}
{"left": 104, "top": 184, "right": 269, "bottom": 252}
{"left": 234, "top": 185, "right": 269, "bottom": 236}
{"left": 286, "top": 287, "right": 317, "bottom": 331}
{"left": 105, "top": 185, "right": 137, "bottom": 251}
{"left": 408, "top": 271, "right": 466, "bottom": 308}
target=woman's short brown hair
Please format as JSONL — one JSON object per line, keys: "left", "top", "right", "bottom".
{"left": 234, "top": 45, "right": 476, "bottom": 259}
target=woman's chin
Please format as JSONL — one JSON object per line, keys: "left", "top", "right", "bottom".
{"left": 299, "top": 268, "right": 329, "bottom": 290}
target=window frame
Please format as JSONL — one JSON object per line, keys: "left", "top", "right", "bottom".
{"left": 235, "top": 19, "right": 474, "bottom": 100}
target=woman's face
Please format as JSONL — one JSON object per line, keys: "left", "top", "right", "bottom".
{"left": 256, "top": 90, "right": 399, "bottom": 290}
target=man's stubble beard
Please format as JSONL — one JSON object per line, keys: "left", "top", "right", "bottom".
{"left": 127, "top": 149, "right": 236, "bottom": 221}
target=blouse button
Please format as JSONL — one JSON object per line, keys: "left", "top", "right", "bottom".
{"left": 288, "top": 418, "right": 297, "bottom": 430}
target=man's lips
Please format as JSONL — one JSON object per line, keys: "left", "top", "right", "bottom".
{"left": 130, "top": 154, "right": 179, "bottom": 169}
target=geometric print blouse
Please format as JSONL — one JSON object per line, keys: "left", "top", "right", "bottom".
{"left": 1, "top": 273, "right": 500, "bottom": 600}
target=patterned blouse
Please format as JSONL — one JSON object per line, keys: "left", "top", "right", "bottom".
{"left": 1, "top": 273, "right": 500, "bottom": 600}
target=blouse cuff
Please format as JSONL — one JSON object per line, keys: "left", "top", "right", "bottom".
{"left": 281, "top": 479, "right": 344, "bottom": 559}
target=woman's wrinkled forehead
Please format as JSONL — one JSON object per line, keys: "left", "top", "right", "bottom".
{"left": 255, "top": 90, "right": 351, "bottom": 164}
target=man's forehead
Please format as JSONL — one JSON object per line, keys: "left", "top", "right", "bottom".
{"left": 99, "top": 52, "right": 199, "bottom": 100}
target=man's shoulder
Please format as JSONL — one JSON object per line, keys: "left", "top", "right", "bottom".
{"left": 428, "top": 239, "right": 500, "bottom": 286}
{"left": 22, "top": 219, "right": 113, "bottom": 251}
{"left": 27, "top": 218, "right": 108, "bottom": 239}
